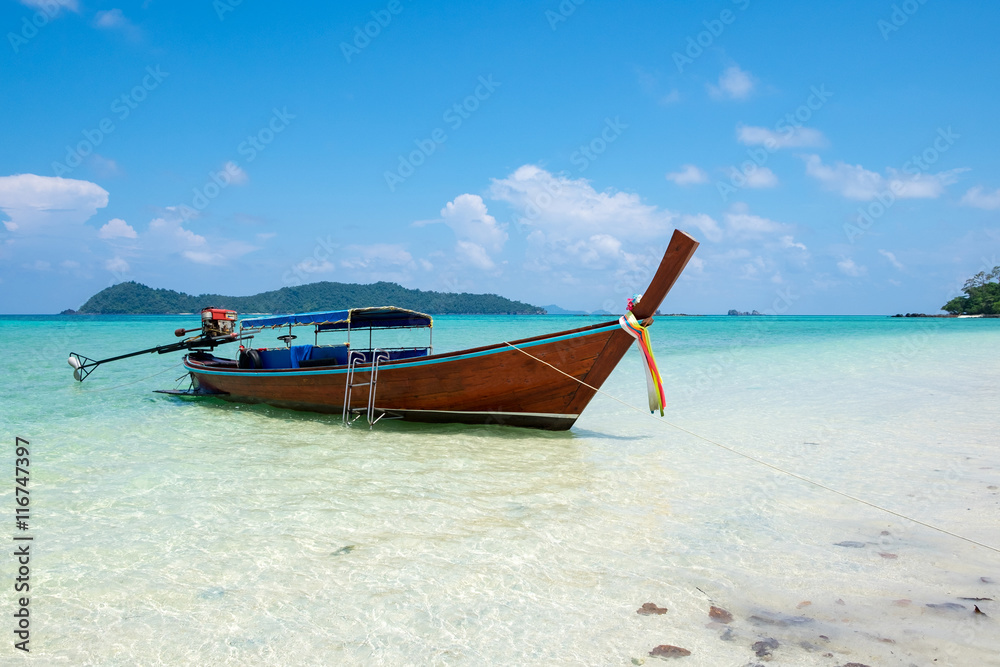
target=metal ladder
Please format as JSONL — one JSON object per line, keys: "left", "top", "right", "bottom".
{"left": 342, "top": 349, "right": 396, "bottom": 429}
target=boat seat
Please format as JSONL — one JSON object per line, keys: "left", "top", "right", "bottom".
{"left": 255, "top": 345, "right": 350, "bottom": 369}
{"left": 254, "top": 345, "right": 422, "bottom": 369}
{"left": 256, "top": 348, "right": 292, "bottom": 369}
{"left": 306, "top": 344, "right": 350, "bottom": 366}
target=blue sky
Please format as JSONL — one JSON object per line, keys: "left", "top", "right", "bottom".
{"left": 1, "top": 0, "right": 998, "bottom": 314}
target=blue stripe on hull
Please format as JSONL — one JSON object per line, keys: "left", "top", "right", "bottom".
{"left": 185, "top": 326, "right": 609, "bottom": 377}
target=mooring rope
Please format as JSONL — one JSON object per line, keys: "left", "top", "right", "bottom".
{"left": 503, "top": 341, "right": 1000, "bottom": 556}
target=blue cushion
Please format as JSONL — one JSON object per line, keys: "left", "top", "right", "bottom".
{"left": 256, "top": 348, "right": 291, "bottom": 369}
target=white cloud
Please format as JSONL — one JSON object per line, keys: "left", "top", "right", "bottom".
{"left": 292, "top": 258, "right": 336, "bottom": 274}
{"left": 98, "top": 218, "right": 137, "bottom": 239}
{"left": 455, "top": 240, "right": 495, "bottom": 270}
{"left": 708, "top": 65, "right": 755, "bottom": 100}
{"left": 803, "top": 156, "right": 882, "bottom": 200}
{"left": 438, "top": 193, "right": 507, "bottom": 251}
{"left": 681, "top": 213, "right": 722, "bottom": 243}
{"left": 0, "top": 174, "right": 109, "bottom": 232}
{"left": 742, "top": 166, "right": 778, "bottom": 188}
{"left": 837, "top": 257, "right": 866, "bottom": 277}
{"left": 181, "top": 241, "right": 257, "bottom": 266}
{"left": 659, "top": 90, "right": 681, "bottom": 106}
{"left": 779, "top": 235, "right": 807, "bottom": 251}
{"left": 140, "top": 211, "right": 258, "bottom": 266}
{"left": 879, "top": 249, "right": 904, "bottom": 270}
{"left": 95, "top": 8, "right": 126, "bottom": 27}
{"left": 417, "top": 194, "right": 508, "bottom": 272}
{"left": 29, "top": 260, "right": 51, "bottom": 271}
{"left": 60, "top": 260, "right": 80, "bottom": 269}
{"left": 960, "top": 185, "right": 1000, "bottom": 210}
{"left": 723, "top": 203, "right": 789, "bottom": 238}
{"left": 489, "top": 166, "right": 681, "bottom": 279}
{"left": 886, "top": 168, "right": 964, "bottom": 198}
{"left": 686, "top": 256, "right": 705, "bottom": 274}
{"left": 562, "top": 233, "right": 625, "bottom": 269}
{"left": 665, "top": 164, "right": 708, "bottom": 186}
{"left": 147, "top": 216, "right": 206, "bottom": 251}
{"left": 490, "top": 165, "right": 674, "bottom": 239}
{"left": 105, "top": 256, "right": 130, "bottom": 274}
{"left": 804, "top": 155, "right": 964, "bottom": 201}
{"left": 19, "top": 0, "right": 77, "bottom": 14}
{"left": 340, "top": 243, "right": 413, "bottom": 270}
{"left": 738, "top": 125, "right": 826, "bottom": 149}
{"left": 737, "top": 255, "right": 771, "bottom": 281}
{"left": 93, "top": 8, "right": 141, "bottom": 38}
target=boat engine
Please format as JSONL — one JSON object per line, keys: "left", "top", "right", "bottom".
{"left": 71, "top": 307, "right": 241, "bottom": 382}
{"left": 199, "top": 308, "right": 237, "bottom": 337}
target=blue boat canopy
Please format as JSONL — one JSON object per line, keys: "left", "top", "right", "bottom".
{"left": 241, "top": 306, "right": 432, "bottom": 331}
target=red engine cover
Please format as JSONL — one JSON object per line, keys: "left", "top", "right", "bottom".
{"left": 202, "top": 308, "right": 237, "bottom": 321}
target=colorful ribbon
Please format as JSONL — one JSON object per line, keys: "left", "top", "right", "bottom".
{"left": 619, "top": 297, "right": 665, "bottom": 416}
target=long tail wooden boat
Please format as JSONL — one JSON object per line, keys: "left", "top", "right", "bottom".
{"left": 70, "top": 230, "right": 698, "bottom": 430}
{"left": 180, "top": 230, "right": 698, "bottom": 430}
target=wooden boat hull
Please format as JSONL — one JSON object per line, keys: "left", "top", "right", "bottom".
{"left": 183, "top": 229, "right": 699, "bottom": 430}
{"left": 185, "top": 321, "right": 633, "bottom": 430}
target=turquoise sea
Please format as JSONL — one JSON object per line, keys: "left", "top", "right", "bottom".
{"left": 1, "top": 314, "right": 998, "bottom": 665}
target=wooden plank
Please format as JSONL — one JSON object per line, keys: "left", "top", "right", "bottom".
{"left": 630, "top": 229, "right": 700, "bottom": 320}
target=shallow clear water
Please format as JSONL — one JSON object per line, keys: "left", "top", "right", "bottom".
{"left": 1, "top": 314, "right": 998, "bottom": 665}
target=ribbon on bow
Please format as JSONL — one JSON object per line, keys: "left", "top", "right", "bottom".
{"left": 618, "top": 294, "right": 665, "bottom": 416}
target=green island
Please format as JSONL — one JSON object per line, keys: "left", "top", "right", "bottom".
{"left": 68, "top": 280, "right": 546, "bottom": 315}
{"left": 942, "top": 266, "right": 1000, "bottom": 315}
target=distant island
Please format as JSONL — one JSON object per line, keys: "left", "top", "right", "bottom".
{"left": 728, "top": 309, "right": 763, "bottom": 316}
{"left": 68, "top": 281, "right": 547, "bottom": 315}
{"left": 942, "top": 265, "right": 1000, "bottom": 315}
{"left": 888, "top": 265, "right": 1000, "bottom": 317}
